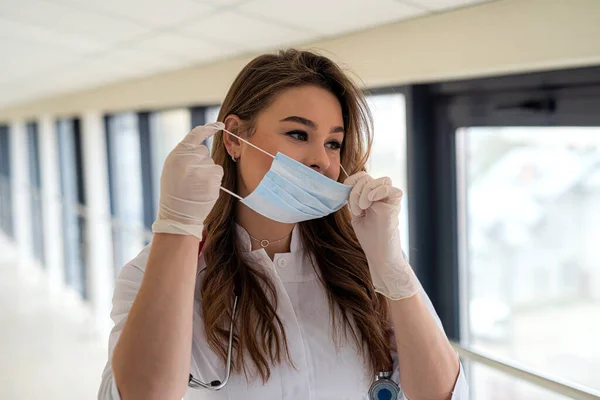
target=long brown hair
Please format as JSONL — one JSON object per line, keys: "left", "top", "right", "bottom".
{"left": 201, "top": 49, "right": 392, "bottom": 382}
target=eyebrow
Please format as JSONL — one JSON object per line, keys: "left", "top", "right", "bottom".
{"left": 280, "top": 116, "right": 344, "bottom": 134}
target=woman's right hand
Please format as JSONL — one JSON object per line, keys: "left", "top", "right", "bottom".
{"left": 151, "top": 122, "right": 224, "bottom": 240}
{"left": 112, "top": 124, "right": 222, "bottom": 398}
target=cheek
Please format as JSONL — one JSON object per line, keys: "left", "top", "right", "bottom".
{"left": 325, "top": 171, "right": 340, "bottom": 181}
{"left": 239, "top": 152, "right": 273, "bottom": 195}
{"left": 326, "top": 169, "right": 341, "bottom": 182}
{"left": 326, "top": 154, "right": 342, "bottom": 182}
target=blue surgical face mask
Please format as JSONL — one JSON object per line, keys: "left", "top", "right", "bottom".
{"left": 219, "top": 128, "right": 351, "bottom": 223}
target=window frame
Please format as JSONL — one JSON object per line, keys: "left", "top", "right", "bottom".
{"left": 402, "top": 66, "right": 600, "bottom": 342}
{"left": 416, "top": 65, "right": 600, "bottom": 398}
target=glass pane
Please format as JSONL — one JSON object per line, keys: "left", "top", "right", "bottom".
{"left": 27, "top": 122, "right": 45, "bottom": 265}
{"left": 468, "top": 362, "right": 572, "bottom": 400}
{"left": 205, "top": 106, "right": 220, "bottom": 124}
{"left": 366, "top": 93, "right": 409, "bottom": 254}
{"left": 57, "top": 119, "right": 87, "bottom": 298}
{"left": 204, "top": 106, "right": 221, "bottom": 154}
{"left": 457, "top": 127, "right": 600, "bottom": 392}
{"left": 107, "top": 113, "right": 145, "bottom": 273}
{"left": 149, "top": 108, "right": 191, "bottom": 216}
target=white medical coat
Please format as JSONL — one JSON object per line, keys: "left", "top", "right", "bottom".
{"left": 98, "top": 224, "right": 468, "bottom": 399}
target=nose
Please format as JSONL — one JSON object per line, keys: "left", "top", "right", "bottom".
{"left": 308, "top": 143, "right": 330, "bottom": 174}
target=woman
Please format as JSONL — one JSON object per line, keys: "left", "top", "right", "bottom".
{"left": 98, "top": 49, "right": 467, "bottom": 400}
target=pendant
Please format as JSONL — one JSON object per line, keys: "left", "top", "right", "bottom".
{"left": 260, "top": 239, "right": 270, "bottom": 248}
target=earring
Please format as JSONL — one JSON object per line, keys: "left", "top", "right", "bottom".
{"left": 231, "top": 154, "right": 237, "bottom": 163}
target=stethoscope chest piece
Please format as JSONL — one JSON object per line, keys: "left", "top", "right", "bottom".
{"left": 368, "top": 371, "right": 402, "bottom": 400}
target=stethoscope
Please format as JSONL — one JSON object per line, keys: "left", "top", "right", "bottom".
{"left": 188, "top": 294, "right": 403, "bottom": 400}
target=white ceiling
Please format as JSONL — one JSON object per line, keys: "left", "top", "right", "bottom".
{"left": 0, "top": 0, "right": 491, "bottom": 108}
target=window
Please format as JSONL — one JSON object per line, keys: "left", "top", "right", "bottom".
{"left": 0, "top": 125, "right": 13, "bottom": 238}
{"left": 365, "top": 93, "right": 409, "bottom": 254}
{"left": 203, "top": 105, "right": 221, "bottom": 153}
{"left": 399, "top": 67, "right": 600, "bottom": 398}
{"left": 26, "top": 121, "right": 45, "bottom": 265}
{"left": 457, "top": 127, "right": 600, "bottom": 394}
{"left": 424, "top": 67, "right": 600, "bottom": 398}
{"left": 57, "top": 118, "right": 87, "bottom": 298}
{"left": 189, "top": 105, "right": 220, "bottom": 153}
{"left": 148, "top": 108, "right": 191, "bottom": 219}
{"left": 204, "top": 106, "right": 220, "bottom": 125}
{"left": 105, "top": 113, "right": 146, "bottom": 275}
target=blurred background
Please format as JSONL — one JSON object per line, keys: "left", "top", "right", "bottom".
{"left": 0, "top": 0, "right": 599, "bottom": 398}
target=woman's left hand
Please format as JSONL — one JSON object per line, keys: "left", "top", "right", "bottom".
{"left": 345, "top": 172, "right": 418, "bottom": 300}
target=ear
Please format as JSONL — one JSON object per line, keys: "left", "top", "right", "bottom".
{"left": 223, "top": 114, "right": 243, "bottom": 159}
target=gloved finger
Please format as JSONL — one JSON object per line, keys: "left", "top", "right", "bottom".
{"left": 189, "top": 165, "right": 223, "bottom": 192}
{"left": 366, "top": 176, "right": 400, "bottom": 201}
{"left": 344, "top": 171, "right": 369, "bottom": 187}
{"left": 348, "top": 174, "right": 371, "bottom": 216}
{"left": 181, "top": 122, "right": 225, "bottom": 146}
{"left": 188, "top": 163, "right": 223, "bottom": 176}
{"left": 173, "top": 141, "right": 211, "bottom": 157}
{"left": 165, "top": 149, "right": 213, "bottom": 172}
{"left": 388, "top": 186, "right": 403, "bottom": 201}
{"left": 368, "top": 185, "right": 390, "bottom": 202}
{"left": 368, "top": 185, "right": 403, "bottom": 202}
{"left": 359, "top": 177, "right": 391, "bottom": 210}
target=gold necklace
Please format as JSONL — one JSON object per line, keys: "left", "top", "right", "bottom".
{"left": 248, "top": 232, "right": 292, "bottom": 248}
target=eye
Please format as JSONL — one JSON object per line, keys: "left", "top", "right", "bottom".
{"left": 326, "top": 140, "right": 342, "bottom": 150}
{"left": 286, "top": 130, "right": 308, "bottom": 141}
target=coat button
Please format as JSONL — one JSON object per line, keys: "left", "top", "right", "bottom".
{"left": 277, "top": 258, "right": 287, "bottom": 268}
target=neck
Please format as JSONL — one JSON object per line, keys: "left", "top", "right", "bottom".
{"left": 236, "top": 202, "right": 295, "bottom": 259}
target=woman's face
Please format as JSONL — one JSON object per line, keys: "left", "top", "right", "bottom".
{"left": 224, "top": 85, "right": 345, "bottom": 198}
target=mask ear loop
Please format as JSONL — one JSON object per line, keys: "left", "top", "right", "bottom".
{"left": 223, "top": 128, "right": 275, "bottom": 159}
{"left": 340, "top": 165, "right": 349, "bottom": 179}
{"left": 219, "top": 129, "right": 275, "bottom": 200}
{"left": 217, "top": 128, "right": 350, "bottom": 200}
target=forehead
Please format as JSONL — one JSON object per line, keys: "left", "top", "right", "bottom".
{"left": 259, "top": 85, "right": 344, "bottom": 125}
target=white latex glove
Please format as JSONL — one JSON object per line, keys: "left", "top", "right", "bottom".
{"left": 151, "top": 122, "right": 224, "bottom": 240}
{"left": 345, "top": 172, "right": 418, "bottom": 300}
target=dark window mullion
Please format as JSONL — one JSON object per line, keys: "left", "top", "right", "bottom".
{"left": 0, "top": 126, "right": 13, "bottom": 237}
{"left": 406, "top": 85, "right": 461, "bottom": 340}
{"left": 190, "top": 106, "right": 207, "bottom": 129}
{"left": 190, "top": 106, "right": 210, "bottom": 148}
{"left": 138, "top": 112, "right": 154, "bottom": 233}
{"left": 104, "top": 115, "right": 117, "bottom": 219}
